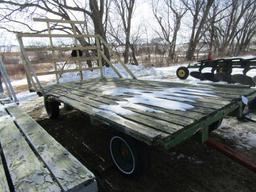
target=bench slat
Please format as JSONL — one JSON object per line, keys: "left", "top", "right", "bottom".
{"left": 0, "top": 151, "right": 9, "bottom": 192}
{"left": 7, "top": 106, "right": 95, "bottom": 191}
{"left": 0, "top": 114, "right": 61, "bottom": 192}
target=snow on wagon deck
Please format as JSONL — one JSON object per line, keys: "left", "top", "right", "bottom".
{"left": 44, "top": 78, "right": 256, "bottom": 149}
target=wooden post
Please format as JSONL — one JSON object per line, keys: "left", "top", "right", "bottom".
{"left": 0, "top": 57, "right": 18, "bottom": 103}
{"left": 47, "top": 21, "right": 59, "bottom": 83}
{"left": 17, "top": 35, "right": 43, "bottom": 93}
{"left": 96, "top": 36, "right": 103, "bottom": 78}
{"left": 72, "top": 24, "right": 83, "bottom": 81}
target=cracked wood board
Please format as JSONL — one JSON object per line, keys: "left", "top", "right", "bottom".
{"left": 0, "top": 112, "right": 61, "bottom": 192}
{"left": 7, "top": 106, "right": 96, "bottom": 192}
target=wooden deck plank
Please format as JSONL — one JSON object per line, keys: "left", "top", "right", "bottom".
{"left": 7, "top": 106, "right": 95, "bottom": 192}
{"left": 69, "top": 81, "right": 238, "bottom": 106}
{"left": 49, "top": 88, "right": 219, "bottom": 138}
{"left": 52, "top": 88, "right": 190, "bottom": 125}
{"left": 51, "top": 89, "right": 182, "bottom": 134}
{"left": 47, "top": 85, "right": 209, "bottom": 121}
{"left": 0, "top": 151, "right": 10, "bottom": 192}
{"left": 49, "top": 80, "right": 236, "bottom": 106}
{"left": 49, "top": 93, "right": 169, "bottom": 144}
{"left": 54, "top": 84, "right": 217, "bottom": 116}
{"left": 105, "top": 78, "right": 254, "bottom": 97}
{"left": 62, "top": 85, "right": 222, "bottom": 113}
{"left": 59, "top": 84, "right": 228, "bottom": 110}
{"left": 50, "top": 90, "right": 170, "bottom": 137}
{"left": 97, "top": 82, "right": 240, "bottom": 100}
{"left": 70, "top": 77, "right": 254, "bottom": 98}
{"left": 64, "top": 88, "right": 200, "bottom": 126}
{"left": 0, "top": 114, "right": 61, "bottom": 192}
{"left": 114, "top": 78, "right": 254, "bottom": 93}
{"left": 123, "top": 106, "right": 195, "bottom": 126}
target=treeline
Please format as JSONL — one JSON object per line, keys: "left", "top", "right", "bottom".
{"left": 152, "top": 0, "right": 256, "bottom": 61}
{"left": 0, "top": 0, "right": 255, "bottom": 64}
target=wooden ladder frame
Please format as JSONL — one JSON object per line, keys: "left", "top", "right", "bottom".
{"left": 17, "top": 18, "right": 136, "bottom": 95}
{"left": 0, "top": 56, "right": 18, "bottom": 103}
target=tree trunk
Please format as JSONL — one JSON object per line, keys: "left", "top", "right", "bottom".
{"left": 130, "top": 44, "right": 138, "bottom": 65}
{"left": 186, "top": 40, "right": 197, "bottom": 61}
{"left": 89, "top": 0, "right": 110, "bottom": 67}
{"left": 124, "top": 41, "right": 130, "bottom": 64}
{"left": 186, "top": 0, "right": 214, "bottom": 60}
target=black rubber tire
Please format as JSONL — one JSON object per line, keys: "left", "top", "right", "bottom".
{"left": 64, "top": 104, "right": 73, "bottom": 111}
{"left": 44, "top": 97, "right": 60, "bottom": 119}
{"left": 208, "top": 119, "right": 223, "bottom": 132}
{"left": 248, "top": 97, "right": 256, "bottom": 112}
{"left": 109, "top": 135, "right": 149, "bottom": 176}
{"left": 176, "top": 67, "right": 189, "bottom": 80}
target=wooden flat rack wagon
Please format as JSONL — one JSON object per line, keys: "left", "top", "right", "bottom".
{"left": 43, "top": 79, "right": 256, "bottom": 175}
{"left": 17, "top": 18, "right": 256, "bottom": 176}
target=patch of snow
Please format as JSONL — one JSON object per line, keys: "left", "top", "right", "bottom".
{"left": 98, "top": 85, "right": 220, "bottom": 114}
{"left": 214, "top": 118, "right": 256, "bottom": 150}
{"left": 16, "top": 91, "right": 37, "bottom": 103}
{"left": 8, "top": 74, "right": 56, "bottom": 87}
{"left": 0, "top": 102, "right": 17, "bottom": 112}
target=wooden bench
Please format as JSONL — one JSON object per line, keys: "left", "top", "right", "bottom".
{"left": 0, "top": 102, "right": 98, "bottom": 192}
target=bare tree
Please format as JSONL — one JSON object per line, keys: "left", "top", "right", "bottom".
{"left": 109, "top": 0, "right": 137, "bottom": 64}
{"left": 202, "top": 0, "right": 231, "bottom": 55}
{"left": 153, "top": 0, "right": 187, "bottom": 61}
{"left": 182, "top": 0, "right": 214, "bottom": 60}
{"left": 0, "top": 1, "right": 110, "bottom": 47}
{"left": 214, "top": 0, "right": 255, "bottom": 56}
{"left": 234, "top": 2, "right": 256, "bottom": 55}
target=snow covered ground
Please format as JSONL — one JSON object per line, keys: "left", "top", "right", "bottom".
{"left": 7, "top": 59, "right": 256, "bottom": 150}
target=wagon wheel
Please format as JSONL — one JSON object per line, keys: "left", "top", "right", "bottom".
{"left": 176, "top": 67, "right": 189, "bottom": 80}
{"left": 44, "top": 97, "right": 60, "bottom": 119}
{"left": 109, "top": 135, "right": 149, "bottom": 176}
{"left": 64, "top": 103, "right": 73, "bottom": 111}
{"left": 208, "top": 119, "right": 223, "bottom": 133}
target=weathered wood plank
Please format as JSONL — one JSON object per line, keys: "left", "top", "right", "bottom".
{"left": 123, "top": 106, "right": 195, "bottom": 126}
{"left": 67, "top": 81, "right": 237, "bottom": 109}
{"left": 106, "top": 78, "right": 254, "bottom": 97}
{"left": 58, "top": 83, "right": 228, "bottom": 109}
{"left": 7, "top": 106, "right": 95, "bottom": 192}
{"left": 56, "top": 90, "right": 180, "bottom": 134}
{"left": 138, "top": 104, "right": 205, "bottom": 120}
{"left": 47, "top": 94, "right": 168, "bottom": 144}
{"left": 48, "top": 86, "right": 208, "bottom": 121}
{"left": 0, "top": 114, "right": 61, "bottom": 192}
{"left": 54, "top": 84, "right": 216, "bottom": 116}
{"left": 53, "top": 87, "right": 196, "bottom": 127}
{"left": 0, "top": 150, "right": 10, "bottom": 192}
{"left": 51, "top": 91, "right": 170, "bottom": 141}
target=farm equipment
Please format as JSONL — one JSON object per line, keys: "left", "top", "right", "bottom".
{"left": 176, "top": 57, "right": 256, "bottom": 86}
